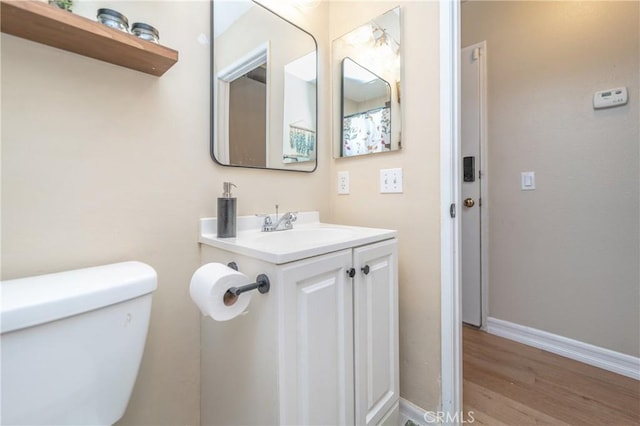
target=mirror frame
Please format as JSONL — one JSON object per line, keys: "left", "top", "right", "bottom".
{"left": 209, "top": 0, "right": 319, "bottom": 173}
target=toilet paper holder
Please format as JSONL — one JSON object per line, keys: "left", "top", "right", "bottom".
{"left": 223, "top": 262, "right": 270, "bottom": 306}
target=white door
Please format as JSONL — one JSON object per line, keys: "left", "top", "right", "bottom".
{"left": 279, "top": 249, "right": 354, "bottom": 425}
{"left": 353, "top": 239, "right": 399, "bottom": 426}
{"left": 461, "top": 42, "right": 485, "bottom": 327}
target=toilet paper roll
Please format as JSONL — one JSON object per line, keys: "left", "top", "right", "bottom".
{"left": 190, "top": 263, "right": 252, "bottom": 321}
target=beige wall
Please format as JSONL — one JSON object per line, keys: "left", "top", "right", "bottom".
{"left": 1, "top": 1, "right": 330, "bottom": 425}
{"left": 1, "top": 0, "right": 443, "bottom": 420}
{"left": 462, "top": 1, "right": 640, "bottom": 356}
{"left": 328, "top": 1, "right": 442, "bottom": 411}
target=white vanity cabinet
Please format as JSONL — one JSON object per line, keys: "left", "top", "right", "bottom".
{"left": 279, "top": 249, "right": 355, "bottom": 425}
{"left": 198, "top": 214, "right": 399, "bottom": 426}
{"left": 279, "top": 239, "right": 399, "bottom": 426}
{"left": 353, "top": 240, "right": 399, "bottom": 426}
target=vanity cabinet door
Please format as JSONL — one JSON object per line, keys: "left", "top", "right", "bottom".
{"left": 279, "top": 249, "right": 355, "bottom": 426}
{"left": 353, "top": 239, "right": 399, "bottom": 426}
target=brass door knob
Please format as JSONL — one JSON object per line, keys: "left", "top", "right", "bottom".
{"left": 464, "top": 198, "right": 475, "bottom": 208}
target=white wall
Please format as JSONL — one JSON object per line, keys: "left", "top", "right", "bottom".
{"left": 329, "top": 0, "right": 442, "bottom": 411}
{"left": 462, "top": 1, "right": 639, "bottom": 356}
{"left": 0, "top": 1, "right": 330, "bottom": 424}
{"left": 282, "top": 72, "right": 316, "bottom": 162}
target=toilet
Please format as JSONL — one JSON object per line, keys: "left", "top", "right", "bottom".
{"left": 1, "top": 261, "right": 157, "bottom": 425}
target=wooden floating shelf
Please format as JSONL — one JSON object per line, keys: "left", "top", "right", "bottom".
{"left": 0, "top": 0, "right": 178, "bottom": 76}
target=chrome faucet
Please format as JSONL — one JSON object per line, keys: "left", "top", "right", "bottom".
{"left": 260, "top": 205, "right": 297, "bottom": 232}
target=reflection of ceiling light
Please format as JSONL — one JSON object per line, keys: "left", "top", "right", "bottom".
{"left": 371, "top": 23, "right": 400, "bottom": 54}
{"left": 344, "top": 24, "right": 374, "bottom": 46}
{"left": 343, "top": 22, "right": 400, "bottom": 66}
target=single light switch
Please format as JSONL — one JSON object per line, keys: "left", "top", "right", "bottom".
{"left": 521, "top": 172, "right": 535, "bottom": 191}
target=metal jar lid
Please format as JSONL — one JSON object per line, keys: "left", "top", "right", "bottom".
{"left": 131, "top": 22, "right": 160, "bottom": 40}
{"left": 97, "top": 8, "right": 129, "bottom": 27}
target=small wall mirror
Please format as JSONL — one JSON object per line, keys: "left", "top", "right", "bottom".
{"left": 333, "top": 7, "right": 401, "bottom": 158}
{"left": 211, "top": 0, "right": 318, "bottom": 172}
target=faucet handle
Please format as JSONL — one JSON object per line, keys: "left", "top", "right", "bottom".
{"left": 256, "top": 214, "right": 274, "bottom": 231}
{"left": 255, "top": 214, "right": 273, "bottom": 225}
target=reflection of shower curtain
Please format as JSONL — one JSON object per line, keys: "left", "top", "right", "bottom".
{"left": 289, "top": 125, "right": 315, "bottom": 156}
{"left": 343, "top": 107, "right": 390, "bottom": 156}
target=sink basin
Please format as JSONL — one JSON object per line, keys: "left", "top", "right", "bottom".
{"left": 199, "top": 212, "right": 396, "bottom": 264}
{"left": 248, "top": 227, "right": 360, "bottom": 249}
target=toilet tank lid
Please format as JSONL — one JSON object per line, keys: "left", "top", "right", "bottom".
{"left": 1, "top": 261, "right": 157, "bottom": 334}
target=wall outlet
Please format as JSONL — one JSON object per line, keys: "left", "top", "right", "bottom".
{"left": 380, "top": 168, "right": 403, "bottom": 193}
{"left": 337, "top": 171, "right": 350, "bottom": 194}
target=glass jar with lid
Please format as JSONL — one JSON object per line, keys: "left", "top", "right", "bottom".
{"left": 131, "top": 23, "right": 160, "bottom": 44}
{"left": 97, "top": 8, "right": 129, "bottom": 33}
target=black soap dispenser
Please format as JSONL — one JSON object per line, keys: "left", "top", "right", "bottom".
{"left": 217, "top": 182, "right": 237, "bottom": 238}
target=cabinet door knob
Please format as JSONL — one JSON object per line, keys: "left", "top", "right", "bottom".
{"left": 346, "top": 268, "right": 356, "bottom": 278}
{"left": 361, "top": 265, "right": 370, "bottom": 275}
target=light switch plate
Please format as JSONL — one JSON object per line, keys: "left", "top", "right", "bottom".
{"left": 337, "top": 171, "right": 350, "bottom": 194}
{"left": 521, "top": 171, "right": 535, "bottom": 191}
{"left": 380, "top": 168, "right": 403, "bottom": 193}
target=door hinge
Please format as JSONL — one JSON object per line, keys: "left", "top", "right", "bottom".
{"left": 450, "top": 203, "right": 456, "bottom": 218}
{"left": 472, "top": 47, "right": 481, "bottom": 61}
{"left": 479, "top": 197, "right": 482, "bottom": 207}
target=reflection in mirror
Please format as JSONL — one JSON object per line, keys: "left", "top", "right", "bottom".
{"left": 342, "top": 58, "right": 391, "bottom": 156}
{"left": 333, "top": 7, "right": 401, "bottom": 159}
{"left": 283, "top": 51, "right": 317, "bottom": 164}
{"left": 212, "top": 0, "right": 318, "bottom": 171}
{"left": 228, "top": 61, "right": 267, "bottom": 167}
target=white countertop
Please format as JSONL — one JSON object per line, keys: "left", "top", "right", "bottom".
{"left": 199, "top": 212, "right": 397, "bottom": 264}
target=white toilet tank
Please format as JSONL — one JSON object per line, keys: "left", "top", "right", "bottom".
{"left": 1, "top": 261, "right": 157, "bottom": 425}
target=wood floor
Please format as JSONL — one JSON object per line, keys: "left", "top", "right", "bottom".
{"left": 463, "top": 326, "right": 640, "bottom": 425}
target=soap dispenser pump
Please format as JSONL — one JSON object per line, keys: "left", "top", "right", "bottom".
{"left": 217, "top": 182, "right": 237, "bottom": 238}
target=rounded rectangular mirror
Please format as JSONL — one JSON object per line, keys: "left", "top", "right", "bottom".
{"left": 332, "top": 7, "right": 401, "bottom": 159}
{"left": 211, "top": 0, "right": 318, "bottom": 172}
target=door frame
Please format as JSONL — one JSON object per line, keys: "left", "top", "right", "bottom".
{"left": 439, "top": 0, "right": 462, "bottom": 422}
{"left": 212, "top": 43, "right": 271, "bottom": 164}
{"left": 461, "top": 40, "right": 489, "bottom": 329}
{"left": 440, "top": 1, "right": 491, "bottom": 423}
{"left": 478, "top": 41, "right": 489, "bottom": 330}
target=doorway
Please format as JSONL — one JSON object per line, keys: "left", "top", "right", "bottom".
{"left": 441, "top": 0, "right": 639, "bottom": 422}
{"left": 460, "top": 41, "right": 487, "bottom": 328}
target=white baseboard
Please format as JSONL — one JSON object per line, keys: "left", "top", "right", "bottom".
{"left": 486, "top": 317, "right": 640, "bottom": 380}
{"left": 399, "top": 398, "right": 428, "bottom": 425}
